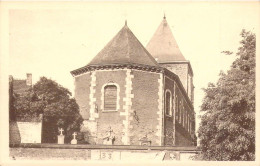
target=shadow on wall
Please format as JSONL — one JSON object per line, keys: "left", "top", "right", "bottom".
{"left": 77, "top": 131, "right": 92, "bottom": 144}
{"left": 9, "top": 121, "right": 21, "bottom": 144}
{"left": 42, "top": 116, "right": 58, "bottom": 143}
{"left": 79, "top": 125, "right": 95, "bottom": 144}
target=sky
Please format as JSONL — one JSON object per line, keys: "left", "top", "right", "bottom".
{"left": 6, "top": 2, "right": 259, "bottom": 132}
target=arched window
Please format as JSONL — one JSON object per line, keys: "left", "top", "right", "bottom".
{"left": 104, "top": 85, "right": 117, "bottom": 111}
{"left": 165, "top": 90, "right": 172, "bottom": 116}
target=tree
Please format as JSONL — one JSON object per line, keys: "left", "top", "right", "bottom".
{"left": 13, "top": 77, "right": 83, "bottom": 143}
{"left": 197, "top": 30, "right": 255, "bottom": 161}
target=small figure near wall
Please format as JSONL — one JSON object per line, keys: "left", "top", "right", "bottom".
{"left": 57, "top": 128, "right": 65, "bottom": 144}
{"left": 71, "top": 132, "right": 77, "bottom": 144}
{"left": 139, "top": 134, "right": 151, "bottom": 146}
{"left": 103, "top": 126, "right": 115, "bottom": 145}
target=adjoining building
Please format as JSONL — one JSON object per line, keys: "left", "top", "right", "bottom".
{"left": 9, "top": 73, "right": 43, "bottom": 144}
{"left": 9, "top": 73, "right": 32, "bottom": 95}
{"left": 71, "top": 16, "right": 197, "bottom": 146}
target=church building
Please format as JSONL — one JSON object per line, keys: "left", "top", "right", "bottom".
{"left": 71, "top": 16, "right": 197, "bottom": 146}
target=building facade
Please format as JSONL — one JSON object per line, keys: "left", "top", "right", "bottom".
{"left": 9, "top": 73, "right": 43, "bottom": 144}
{"left": 9, "top": 73, "right": 32, "bottom": 95}
{"left": 71, "top": 17, "right": 196, "bottom": 146}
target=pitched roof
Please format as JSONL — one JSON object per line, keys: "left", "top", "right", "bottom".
{"left": 146, "top": 17, "right": 186, "bottom": 63}
{"left": 87, "top": 23, "right": 158, "bottom": 67}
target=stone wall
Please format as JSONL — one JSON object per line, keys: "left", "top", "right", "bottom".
{"left": 9, "top": 122, "right": 21, "bottom": 144}
{"left": 9, "top": 121, "right": 42, "bottom": 144}
{"left": 10, "top": 146, "right": 198, "bottom": 161}
{"left": 10, "top": 148, "right": 90, "bottom": 160}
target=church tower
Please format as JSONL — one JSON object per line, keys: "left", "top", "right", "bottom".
{"left": 146, "top": 16, "right": 194, "bottom": 104}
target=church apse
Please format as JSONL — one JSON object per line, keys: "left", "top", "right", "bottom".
{"left": 71, "top": 17, "right": 196, "bottom": 146}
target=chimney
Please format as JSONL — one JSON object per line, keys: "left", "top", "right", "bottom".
{"left": 26, "top": 73, "right": 32, "bottom": 86}
{"left": 9, "top": 75, "right": 13, "bottom": 82}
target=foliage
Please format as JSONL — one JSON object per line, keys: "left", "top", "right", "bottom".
{"left": 197, "top": 30, "right": 255, "bottom": 161}
{"left": 9, "top": 77, "right": 15, "bottom": 121}
{"left": 13, "top": 77, "right": 83, "bottom": 143}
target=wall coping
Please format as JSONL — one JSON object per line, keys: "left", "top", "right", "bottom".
{"left": 70, "top": 63, "right": 164, "bottom": 77}
{"left": 10, "top": 143, "right": 200, "bottom": 152}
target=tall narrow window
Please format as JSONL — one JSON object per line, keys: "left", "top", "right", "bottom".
{"left": 184, "top": 110, "right": 186, "bottom": 129}
{"left": 185, "top": 110, "right": 188, "bottom": 129}
{"left": 176, "top": 96, "right": 178, "bottom": 121}
{"left": 165, "top": 90, "right": 172, "bottom": 116}
{"left": 188, "top": 114, "right": 190, "bottom": 133}
{"left": 179, "top": 101, "right": 182, "bottom": 124}
{"left": 190, "top": 117, "right": 192, "bottom": 134}
{"left": 182, "top": 106, "right": 185, "bottom": 128}
{"left": 104, "top": 85, "right": 117, "bottom": 111}
{"left": 172, "top": 95, "right": 175, "bottom": 118}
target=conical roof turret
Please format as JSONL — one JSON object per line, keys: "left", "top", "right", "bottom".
{"left": 146, "top": 16, "right": 186, "bottom": 62}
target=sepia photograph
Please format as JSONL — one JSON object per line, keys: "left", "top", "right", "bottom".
{"left": 0, "top": 1, "right": 259, "bottom": 165}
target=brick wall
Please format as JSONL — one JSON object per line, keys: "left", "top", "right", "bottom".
{"left": 74, "top": 68, "right": 195, "bottom": 146}
{"left": 95, "top": 70, "right": 126, "bottom": 145}
{"left": 174, "top": 85, "right": 194, "bottom": 146}
{"left": 74, "top": 73, "right": 91, "bottom": 119}
{"left": 187, "top": 67, "right": 194, "bottom": 104}
{"left": 163, "top": 74, "right": 195, "bottom": 147}
{"left": 164, "top": 76, "right": 175, "bottom": 146}
{"left": 162, "top": 63, "right": 194, "bottom": 104}
{"left": 130, "top": 70, "right": 161, "bottom": 146}
{"left": 161, "top": 63, "right": 188, "bottom": 93}
{"left": 75, "top": 70, "right": 127, "bottom": 145}
{"left": 175, "top": 126, "right": 193, "bottom": 146}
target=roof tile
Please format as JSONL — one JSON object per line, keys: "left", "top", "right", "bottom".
{"left": 146, "top": 18, "right": 186, "bottom": 62}
{"left": 88, "top": 25, "right": 158, "bottom": 67}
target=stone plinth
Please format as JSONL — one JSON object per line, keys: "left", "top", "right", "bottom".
{"left": 71, "top": 139, "right": 77, "bottom": 144}
{"left": 103, "top": 139, "right": 113, "bottom": 145}
{"left": 58, "top": 135, "right": 64, "bottom": 144}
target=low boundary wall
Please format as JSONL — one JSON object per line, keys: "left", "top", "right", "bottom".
{"left": 10, "top": 144, "right": 200, "bottom": 161}
{"left": 10, "top": 120, "right": 42, "bottom": 144}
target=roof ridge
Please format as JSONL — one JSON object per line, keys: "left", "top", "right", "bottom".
{"left": 126, "top": 27, "right": 159, "bottom": 66}
{"left": 126, "top": 26, "right": 130, "bottom": 62}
